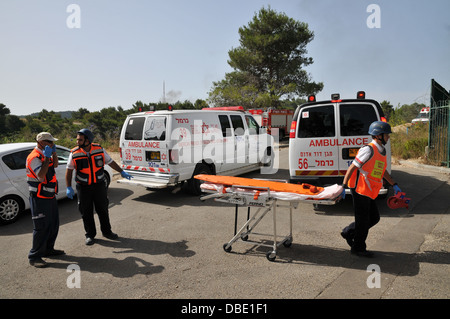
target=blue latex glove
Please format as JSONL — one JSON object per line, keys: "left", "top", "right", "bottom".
{"left": 393, "top": 184, "right": 401, "bottom": 195}
{"left": 66, "top": 186, "right": 75, "bottom": 199}
{"left": 340, "top": 186, "right": 346, "bottom": 199}
{"left": 121, "top": 171, "right": 133, "bottom": 180}
{"left": 44, "top": 145, "right": 53, "bottom": 158}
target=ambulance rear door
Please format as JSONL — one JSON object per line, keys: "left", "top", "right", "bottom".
{"left": 337, "top": 101, "right": 383, "bottom": 173}
{"left": 121, "top": 114, "right": 169, "bottom": 177}
{"left": 293, "top": 103, "right": 340, "bottom": 184}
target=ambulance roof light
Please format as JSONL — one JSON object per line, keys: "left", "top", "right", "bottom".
{"left": 357, "top": 91, "right": 366, "bottom": 99}
{"left": 331, "top": 93, "right": 341, "bottom": 102}
{"left": 308, "top": 95, "right": 316, "bottom": 102}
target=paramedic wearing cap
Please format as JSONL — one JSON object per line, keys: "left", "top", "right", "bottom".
{"left": 26, "top": 132, "right": 65, "bottom": 268}
{"left": 65, "top": 129, "right": 132, "bottom": 245}
{"left": 340, "top": 121, "right": 401, "bottom": 258}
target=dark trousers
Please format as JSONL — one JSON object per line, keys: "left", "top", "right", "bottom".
{"left": 343, "top": 189, "right": 380, "bottom": 251}
{"left": 76, "top": 182, "right": 112, "bottom": 238}
{"left": 28, "top": 195, "right": 59, "bottom": 260}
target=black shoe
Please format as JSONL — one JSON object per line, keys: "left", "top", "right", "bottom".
{"left": 341, "top": 231, "right": 354, "bottom": 248}
{"left": 44, "top": 249, "right": 65, "bottom": 257}
{"left": 103, "top": 232, "right": 118, "bottom": 240}
{"left": 351, "top": 249, "right": 374, "bottom": 258}
{"left": 29, "top": 258, "right": 48, "bottom": 268}
{"left": 85, "top": 237, "right": 95, "bottom": 245}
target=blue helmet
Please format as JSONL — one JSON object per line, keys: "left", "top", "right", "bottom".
{"left": 368, "top": 121, "right": 392, "bottom": 136}
{"left": 77, "top": 128, "right": 94, "bottom": 143}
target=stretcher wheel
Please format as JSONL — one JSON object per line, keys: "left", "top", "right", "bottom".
{"left": 223, "top": 243, "right": 232, "bottom": 252}
{"left": 266, "top": 251, "right": 276, "bottom": 261}
{"left": 283, "top": 238, "right": 292, "bottom": 248}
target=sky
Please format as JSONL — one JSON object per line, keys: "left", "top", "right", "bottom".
{"left": 1, "top": 0, "right": 449, "bottom": 116}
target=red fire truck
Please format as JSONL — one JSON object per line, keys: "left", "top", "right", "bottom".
{"left": 248, "top": 108, "right": 294, "bottom": 139}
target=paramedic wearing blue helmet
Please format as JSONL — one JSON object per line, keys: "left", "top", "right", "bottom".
{"left": 340, "top": 121, "right": 401, "bottom": 257}
{"left": 65, "top": 129, "right": 133, "bottom": 245}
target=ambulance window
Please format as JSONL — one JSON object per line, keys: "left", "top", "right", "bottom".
{"left": 219, "top": 115, "right": 232, "bottom": 137}
{"left": 245, "top": 115, "right": 260, "bottom": 135}
{"left": 124, "top": 117, "right": 145, "bottom": 140}
{"left": 298, "top": 105, "right": 335, "bottom": 138}
{"left": 144, "top": 116, "right": 166, "bottom": 141}
{"left": 340, "top": 104, "right": 378, "bottom": 136}
{"left": 230, "top": 115, "right": 245, "bottom": 136}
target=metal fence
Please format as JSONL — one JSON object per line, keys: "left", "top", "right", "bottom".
{"left": 428, "top": 100, "right": 450, "bottom": 167}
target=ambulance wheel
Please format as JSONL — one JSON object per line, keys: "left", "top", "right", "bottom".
{"left": 262, "top": 147, "right": 274, "bottom": 167}
{"left": 223, "top": 243, "right": 232, "bottom": 252}
{"left": 266, "top": 251, "right": 276, "bottom": 261}
{"left": 189, "top": 163, "right": 213, "bottom": 195}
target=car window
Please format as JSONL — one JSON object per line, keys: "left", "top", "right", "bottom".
{"left": 1, "top": 149, "right": 32, "bottom": 170}
{"left": 218, "top": 115, "right": 232, "bottom": 137}
{"left": 144, "top": 116, "right": 166, "bottom": 141}
{"left": 340, "top": 103, "right": 378, "bottom": 136}
{"left": 230, "top": 115, "right": 245, "bottom": 136}
{"left": 124, "top": 117, "right": 145, "bottom": 140}
{"left": 298, "top": 105, "right": 335, "bottom": 138}
{"left": 55, "top": 147, "right": 71, "bottom": 165}
{"left": 245, "top": 115, "right": 260, "bottom": 135}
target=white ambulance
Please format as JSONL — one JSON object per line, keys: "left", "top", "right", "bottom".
{"left": 411, "top": 107, "right": 430, "bottom": 124}
{"left": 118, "top": 107, "right": 275, "bottom": 194}
{"left": 289, "top": 92, "right": 391, "bottom": 197}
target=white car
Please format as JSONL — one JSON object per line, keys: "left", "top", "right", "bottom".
{"left": 0, "top": 143, "right": 112, "bottom": 225}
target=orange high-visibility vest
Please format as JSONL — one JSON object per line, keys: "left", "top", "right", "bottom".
{"left": 348, "top": 142, "right": 387, "bottom": 199}
{"left": 26, "top": 148, "right": 58, "bottom": 199}
{"left": 71, "top": 143, "right": 106, "bottom": 185}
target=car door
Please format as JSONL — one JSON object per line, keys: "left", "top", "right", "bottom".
{"left": 1, "top": 148, "right": 32, "bottom": 198}
{"left": 54, "top": 146, "right": 75, "bottom": 198}
{"left": 230, "top": 114, "right": 247, "bottom": 168}
{"left": 245, "top": 114, "right": 260, "bottom": 165}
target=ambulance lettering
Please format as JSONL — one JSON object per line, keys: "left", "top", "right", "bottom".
{"left": 308, "top": 137, "right": 369, "bottom": 147}
{"left": 127, "top": 141, "right": 160, "bottom": 148}
{"left": 124, "top": 148, "right": 144, "bottom": 161}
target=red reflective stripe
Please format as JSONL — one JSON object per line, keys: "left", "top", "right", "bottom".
{"left": 122, "top": 165, "right": 170, "bottom": 173}
{"left": 297, "top": 170, "right": 346, "bottom": 176}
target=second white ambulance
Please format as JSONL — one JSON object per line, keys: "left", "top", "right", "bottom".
{"left": 289, "top": 92, "right": 391, "bottom": 197}
{"left": 118, "top": 107, "right": 275, "bottom": 194}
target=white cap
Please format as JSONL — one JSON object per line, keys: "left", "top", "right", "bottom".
{"left": 36, "top": 132, "right": 58, "bottom": 142}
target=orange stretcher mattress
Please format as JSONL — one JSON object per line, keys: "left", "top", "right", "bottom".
{"left": 194, "top": 174, "right": 324, "bottom": 196}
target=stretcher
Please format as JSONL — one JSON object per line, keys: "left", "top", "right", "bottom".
{"left": 195, "top": 175, "right": 344, "bottom": 261}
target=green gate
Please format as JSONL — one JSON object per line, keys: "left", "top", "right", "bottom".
{"left": 428, "top": 80, "right": 450, "bottom": 168}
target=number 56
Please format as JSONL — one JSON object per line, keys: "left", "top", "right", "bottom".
{"left": 298, "top": 158, "right": 308, "bottom": 169}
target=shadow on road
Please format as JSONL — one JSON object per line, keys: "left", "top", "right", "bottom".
{"left": 228, "top": 240, "right": 450, "bottom": 277}
{"left": 40, "top": 237, "right": 195, "bottom": 278}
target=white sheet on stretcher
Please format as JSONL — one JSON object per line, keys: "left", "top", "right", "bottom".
{"left": 200, "top": 183, "right": 344, "bottom": 201}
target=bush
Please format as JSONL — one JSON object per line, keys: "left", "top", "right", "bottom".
{"left": 391, "top": 122, "right": 428, "bottom": 160}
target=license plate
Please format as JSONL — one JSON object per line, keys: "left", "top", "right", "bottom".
{"left": 146, "top": 151, "right": 161, "bottom": 162}
{"left": 349, "top": 148, "right": 359, "bottom": 158}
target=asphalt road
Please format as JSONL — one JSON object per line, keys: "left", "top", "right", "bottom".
{"left": 1, "top": 147, "right": 449, "bottom": 305}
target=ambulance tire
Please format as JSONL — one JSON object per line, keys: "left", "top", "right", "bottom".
{"left": 189, "top": 163, "right": 213, "bottom": 196}
{"left": 262, "top": 147, "right": 274, "bottom": 167}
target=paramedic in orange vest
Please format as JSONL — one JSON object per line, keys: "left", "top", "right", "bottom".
{"left": 340, "top": 121, "right": 401, "bottom": 257}
{"left": 65, "top": 129, "right": 132, "bottom": 245}
{"left": 26, "top": 132, "right": 65, "bottom": 268}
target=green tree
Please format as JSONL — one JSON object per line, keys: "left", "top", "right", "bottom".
{"left": 380, "top": 100, "right": 394, "bottom": 121}
{"left": 0, "top": 103, "right": 11, "bottom": 134}
{"left": 208, "top": 6, "right": 323, "bottom": 108}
